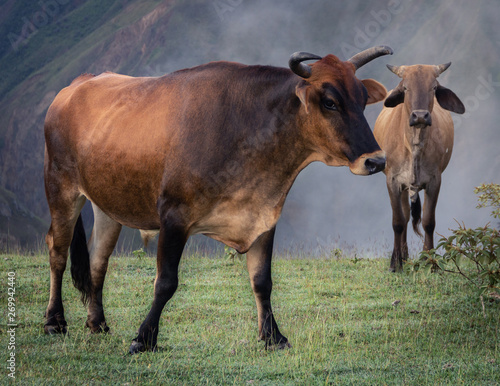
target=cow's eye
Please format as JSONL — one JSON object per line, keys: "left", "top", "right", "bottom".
{"left": 323, "top": 98, "right": 337, "bottom": 111}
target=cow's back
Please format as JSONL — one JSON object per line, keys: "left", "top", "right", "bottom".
{"left": 43, "top": 65, "right": 298, "bottom": 232}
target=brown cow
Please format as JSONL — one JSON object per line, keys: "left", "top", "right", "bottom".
{"left": 43, "top": 46, "right": 392, "bottom": 354}
{"left": 374, "top": 63, "right": 465, "bottom": 272}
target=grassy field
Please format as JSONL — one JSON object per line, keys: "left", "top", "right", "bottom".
{"left": 1, "top": 251, "right": 499, "bottom": 385}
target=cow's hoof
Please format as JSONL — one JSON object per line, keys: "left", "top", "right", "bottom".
{"left": 44, "top": 324, "right": 67, "bottom": 335}
{"left": 268, "top": 341, "right": 292, "bottom": 351}
{"left": 92, "top": 324, "right": 110, "bottom": 334}
{"left": 265, "top": 339, "right": 292, "bottom": 351}
{"left": 129, "top": 340, "right": 146, "bottom": 354}
{"left": 86, "top": 321, "right": 110, "bottom": 334}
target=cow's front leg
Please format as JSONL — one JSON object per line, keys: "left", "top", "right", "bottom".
{"left": 129, "top": 219, "right": 187, "bottom": 354}
{"left": 387, "top": 178, "right": 407, "bottom": 272}
{"left": 246, "top": 227, "right": 290, "bottom": 350}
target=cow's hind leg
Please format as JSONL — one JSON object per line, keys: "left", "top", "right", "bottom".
{"left": 422, "top": 179, "right": 441, "bottom": 251}
{"left": 45, "top": 194, "right": 86, "bottom": 334}
{"left": 246, "top": 227, "right": 290, "bottom": 349}
{"left": 85, "top": 204, "right": 122, "bottom": 333}
{"left": 401, "top": 189, "right": 411, "bottom": 260}
{"left": 129, "top": 213, "right": 187, "bottom": 354}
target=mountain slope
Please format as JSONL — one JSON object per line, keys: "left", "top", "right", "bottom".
{"left": 1, "top": 0, "right": 498, "bottom": 249}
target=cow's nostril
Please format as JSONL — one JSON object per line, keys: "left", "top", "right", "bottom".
{"left": 410, "top": 110, "right": 432, "bottom": 126}
{"left": 365, "top": 157, "right": 386, "bottom": 174}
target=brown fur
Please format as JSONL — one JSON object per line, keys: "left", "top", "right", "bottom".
{"left": 44, "top": 53, "right": 388, "bottom": 351}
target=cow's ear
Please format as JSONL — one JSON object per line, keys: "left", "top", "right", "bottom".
{"left": 384, "top": 82, "right": 405, "bottom": 108}
{"left": 361, "top": 79, "right": 387, "bottom": 105}
{"left": 295, "top": 84, "right": 311, "bottom": 114}
{"left": 436, "top": 84, "right": 465, "bottom": 114}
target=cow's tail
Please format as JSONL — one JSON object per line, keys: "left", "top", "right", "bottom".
{"left": 70, "top": 214, "right": 92, "bottom": 305}
{"left": 410, "top": 193, "right": 423, "bottom": 237}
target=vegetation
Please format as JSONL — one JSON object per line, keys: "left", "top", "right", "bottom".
{"left": 406, "top": 184, "right": 500, "bottom": 304}
{"left": 223, "top": 245, "right": 243, "bottom": 263}
{"left": 475, "top": 183, "right": 500, "bottom": 221}
{"left": 2, "top": 251, "right": 498, "bottom": 384}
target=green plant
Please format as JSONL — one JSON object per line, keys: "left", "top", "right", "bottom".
{"left": 331, "top": 248, "right": 343, "bottom": 259}
{"left": 351, "top": 253, "right": 363, "bottom": 264}
{"left": 405, "top": 184, "right": 500, "bottom": 303}
{"left": 475, "top": 183, "right": 500, "bottom": 220}
{"left": 132, "top": 247, "right": 146, "bottom": 260}
{"left": 224, "top": 245, "right": 243, "bottom": 262}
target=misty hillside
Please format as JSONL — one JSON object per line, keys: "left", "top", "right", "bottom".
{"left": 1, "top": 0, "right": 499, "bottom": 251}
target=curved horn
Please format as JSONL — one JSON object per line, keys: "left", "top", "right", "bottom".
{"left": 435, "top": 62, "right": 451, "bottom": 76}
{"left": 348, "top": 45, "right": 393, "bottom": 71}
{"left": 387, "top": 64, "right": 405, "bottom": 78}
{"left": 289, "top": 52, "right": 322, "bottom": 78}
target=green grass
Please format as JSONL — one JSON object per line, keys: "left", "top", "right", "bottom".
{"left": 1, "top": 252, "right": 499, "bottom": 385}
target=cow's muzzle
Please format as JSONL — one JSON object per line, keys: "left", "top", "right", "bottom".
{"left": 365, "top": 157, "right": 386, "bottom": 174}
{"left": 349, "top": 151, "right": 386, "bottom": 175}
{"left": 409, "top": 110, "right": 432, "bottom": 127}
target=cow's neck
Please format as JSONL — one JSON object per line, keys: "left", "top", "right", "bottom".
{"left": 189, "top": 78, "right": 315, "bottom": 252}
{"left": 404, "top": 123, "right": 429, "bottom": 201}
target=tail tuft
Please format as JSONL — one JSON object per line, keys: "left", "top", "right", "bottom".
{"left": 411, "top": 194, "right": 423, "bottom": 237}
{"left": 70, "top": 215, "right": 92, "bottom": 305}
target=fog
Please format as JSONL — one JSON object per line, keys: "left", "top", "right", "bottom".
{"left": 148, "top": 0, "right": 498, "bottom": 256}
{"left": 5, "top": 0, "right": 499, "bottom": 256}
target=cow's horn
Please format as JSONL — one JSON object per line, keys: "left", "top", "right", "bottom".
{"left": 387, "top": 64, "right": 404, "bottom": 77}
{"left": 435, "top": 62, "right": 451, "bottom": 76}
{"left": 348, "top": 45, "right": 394, "bottom": 71}
{"left": 289, "top": 52, "right": 322, "bottom": 78}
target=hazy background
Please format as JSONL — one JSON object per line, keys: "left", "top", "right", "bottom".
{"left": 0, "top": 0, "right": 498, "bottom": 257}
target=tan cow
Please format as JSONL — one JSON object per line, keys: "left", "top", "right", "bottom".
{"left": 374, "top": 63, "right": 465, "bottom": 272}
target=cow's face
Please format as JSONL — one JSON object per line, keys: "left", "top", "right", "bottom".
{"left": 291, "top": 54, "right": 387, "bottom": 175}
{"left": 384, "top": 64, "right": 465, "bottom": 127}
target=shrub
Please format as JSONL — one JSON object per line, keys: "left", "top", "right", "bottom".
{"left": 475, "top": 183, "right": 500, "bottom": 220}
{"left": 405, "top": 183, "right": 500, "bottom": 302}
{"left": 224, "top": 245, "right": 243, "bottom": 262}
